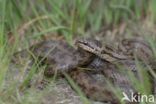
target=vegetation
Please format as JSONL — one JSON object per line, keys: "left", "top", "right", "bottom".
{"left": 0, "top": 0, "right": 156, "bottom": 104}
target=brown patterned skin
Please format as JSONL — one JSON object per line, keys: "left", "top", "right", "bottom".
{"left": 74, "top": 38, "right": 154, "bottom": 104}
{"left": 12, "top": 38, "right": 155, "bottom": 104}
{"left": 76, "top": 38, "right": 154, "bottom": 64}
{"left": 29, "top": 39, "right": 122, "bottom": 103}
{"left": 76, "top": 38, "right": 131, "bottom": 62}
{"left": 89, "top": 58, "right": 138, "bottom": 104}
{"left": 69, "top": 57, "right": 152, "bottom": 104}
{"left": 83, "top": 57, "right": 154, "bottom": 104}
{"left": 29, "top": 40, "right": 95, "bottom": 76}
{"left": 118, "top": 38, "right": 153, "bottom": 63}
{"left": 69, "top": 69, "right": 119, "bottom": 104}
{"left": 32, "top": 38, "right": 154, "bottom": 103}
{"left": 118, "top": 38, "right": 156, "bottom": 98}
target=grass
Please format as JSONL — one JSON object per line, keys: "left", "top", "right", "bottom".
{"left": 0, "top": 0, "right": 156, "bottom": 104}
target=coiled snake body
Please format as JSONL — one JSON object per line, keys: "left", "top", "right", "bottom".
{"left": 13, "top": 38, "right": 155, "bottom": 104}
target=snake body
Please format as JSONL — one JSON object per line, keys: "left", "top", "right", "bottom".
{"left": 12, "top": 38, "right": 155, "bottom": 104}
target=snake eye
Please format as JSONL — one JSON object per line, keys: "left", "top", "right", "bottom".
{"left": 83, "top": 41, "right": 88, "bottom": 45}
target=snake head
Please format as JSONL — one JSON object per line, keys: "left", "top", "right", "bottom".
{"left": 75, "top": 38, "right": 102, "bottom": 54}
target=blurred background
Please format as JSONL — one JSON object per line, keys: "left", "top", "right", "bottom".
{"left": 1, "top": 0, "right": 156, "bottom": 44}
